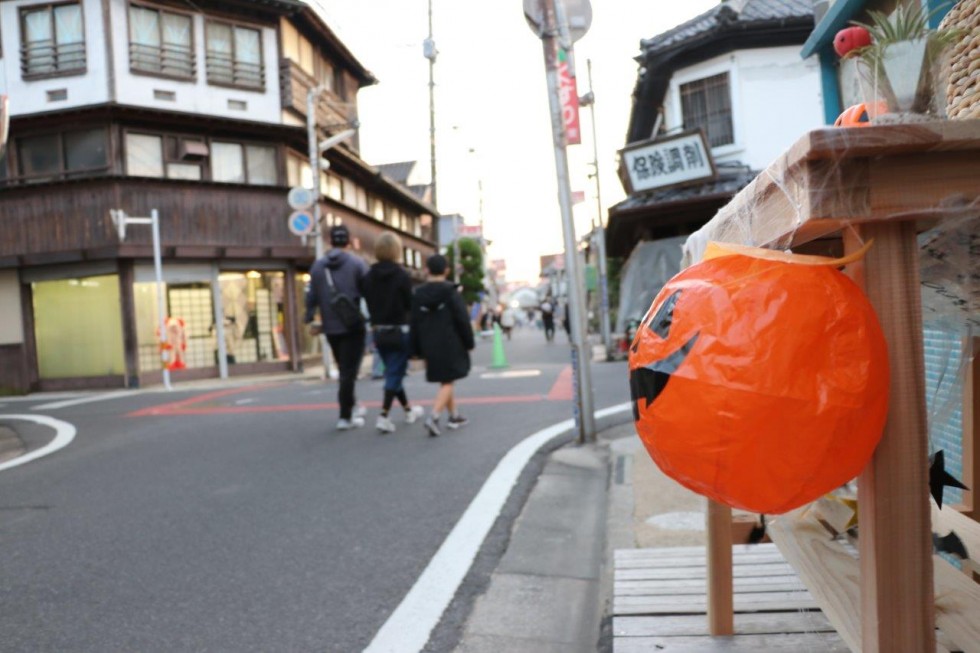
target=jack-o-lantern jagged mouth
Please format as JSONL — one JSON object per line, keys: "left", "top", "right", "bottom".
{"left": 629, "top": 331, "right": 699, "bottom": 421}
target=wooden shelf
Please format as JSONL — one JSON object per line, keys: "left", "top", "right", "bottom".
{"left": 690, "top": 119, "right": 980, "bottom": 653}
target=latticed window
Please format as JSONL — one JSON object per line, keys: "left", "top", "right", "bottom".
{"left": 128, "top": 4, "right": 194, "bottom": 79}
{"left": 20, "top": 3, "right": 86, "bottom": 77}
{"left": 206, "top": 21, "right": 263, "bottom": 89}
{"left": 680, "top": 72, "right": 734, "bottom": 148}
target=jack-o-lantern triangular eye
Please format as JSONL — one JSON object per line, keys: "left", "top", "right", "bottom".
{"left": 647, "top": 289, "right": 681, "bottom": 339}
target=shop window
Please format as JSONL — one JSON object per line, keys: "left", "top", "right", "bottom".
{"left": 219, "top": 271, "right": 288, "bottom": 364}
{"left": 680, "top": 72, "right": 734, "bottom": 148}
{"left": 128, "top": 4, "right": 194, "bottom": 79}
{"left": 206, "top": 21, "right": 263, "bottom": 89}
{"left": 33, "top": 275, "right": 125, "bottom": 379}
{"left": 20, "top": 2, "right": 86, "bottom": 78}
{"left": 17, "top": 127, "right": 107, "bottom": 181}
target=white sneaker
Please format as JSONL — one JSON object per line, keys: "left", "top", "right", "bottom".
{"left": 405, "top": 405, "right": 425, "bottom": 424}
{"left": 376, "top": 415, "right": 396, "bottom": 433}
{"left": 336, "top": 417, "right": 365, "bottom": 430}
{"left": 353, "top": 404, "right": 367, "bottom": 419}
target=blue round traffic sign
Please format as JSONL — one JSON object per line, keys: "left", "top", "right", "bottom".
{"left": 288, "top": 210, "right": 315, "bottom": 236}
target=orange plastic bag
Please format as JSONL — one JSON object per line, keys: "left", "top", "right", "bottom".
{"left": 629, "top": 243, "right": 889, "bottom": 514}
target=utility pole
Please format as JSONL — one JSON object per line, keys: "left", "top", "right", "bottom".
{"left": 306, "top": 86, "right": 355, "bottom": 377}
{"left": 579, "top": 59, "right": 611, "bottom": 357}
{"left": 528, "top": 0, "right": 596, "bottom": 442}
{"left": 424, "top": 0, "right": 439, "bottom": 247}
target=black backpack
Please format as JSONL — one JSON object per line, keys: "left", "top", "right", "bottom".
{"left": 325, "top": 268, "right": 364, "bottom": 330}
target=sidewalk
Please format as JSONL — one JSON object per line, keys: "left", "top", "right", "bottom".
{"left": 451, "top": 419, "right": 711, "bottom": 652}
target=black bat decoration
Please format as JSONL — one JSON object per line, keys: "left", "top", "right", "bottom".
{"left": 929, "top": 450, "right": 969, "bottom": 508}
{"left": 932, "top": 530, "right": 969, "bottom": 560}
{"left": 629, "top": 332, "right": 699, "bottom": 421}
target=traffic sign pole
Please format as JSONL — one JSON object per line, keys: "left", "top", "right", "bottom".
{"left": 530, "top": 0, "right": 596, "bottom": 443}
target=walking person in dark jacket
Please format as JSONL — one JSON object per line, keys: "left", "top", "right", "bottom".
{"left": 305, "top": 224, "right": 370, "bottom": 431}
{"left": 410, "top": 254, "right": 475, "bottom": 436}
{"left": 363, "top": 231, "right": 425, "bottom": 434}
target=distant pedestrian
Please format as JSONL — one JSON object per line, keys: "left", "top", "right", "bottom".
{"left": 305, "top": 224, "right": 369, "bottom": 431}
{"left": 410, "top": 254, "right": 475, "bottom": 436}
{"left": 562, "top": 300, "right": 572, "bottom": 340}
{"left": 540, "top": 296, "right": 555, "bottom": 342}
{"left": 364, "top": 231, "right": 425, "bottom": 434}
{"left": 500, "top": 304, "right": 516, "bottom": 340}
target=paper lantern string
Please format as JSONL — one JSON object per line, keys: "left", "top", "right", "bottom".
{"left": 932, "top": 530, "right": 969, "bottom": 560}
{"left": 928, "top": 450, "right": 969, "bottom": 508}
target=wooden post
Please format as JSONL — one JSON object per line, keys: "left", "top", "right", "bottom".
{"left": 706, "top": 499, "right": 734, "bottom": 635}
{"left": 848, "top": 222, "right": 935, "bottom": 652}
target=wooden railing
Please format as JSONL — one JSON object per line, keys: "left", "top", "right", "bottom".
{"left": 20, "top": 40, "right": 86, "bottom": 77}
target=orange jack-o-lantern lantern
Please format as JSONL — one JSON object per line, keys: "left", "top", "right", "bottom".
{"left": 629, "top": 242, "right": 889, "bottom": 514}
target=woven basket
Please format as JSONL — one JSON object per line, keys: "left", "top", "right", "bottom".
{"left": 939, "top": 0, "right": 980, "bottom": 119}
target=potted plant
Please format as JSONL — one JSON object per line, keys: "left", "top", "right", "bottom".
{"left": 849, "top": 3, "right": 961, "bottom": 119}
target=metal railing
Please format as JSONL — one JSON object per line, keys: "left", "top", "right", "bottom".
{"left": 20, "top": 40, "right": 86, "bottom": 76}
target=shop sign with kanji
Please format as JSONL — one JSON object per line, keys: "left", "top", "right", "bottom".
{"left": 620, "top": 129, "right": 716, "bottom": 194}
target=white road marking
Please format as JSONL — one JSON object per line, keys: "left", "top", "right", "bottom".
{"left": 32, "top": 390, "right": 132, "bottom": 411}
{"left": 363, "top": 401, "right": 633, "bottom": 653}
{"left": 234, "top": 398, "right": 255, "bottom": 405}
{"left": 0, "top": 392, "right": 84, "bottom": 403}
{"left": 0, "top": 414, "right": 77, "bottom": 472}
{"left": 479, "top": 369, "right": 541, "bottom": 379}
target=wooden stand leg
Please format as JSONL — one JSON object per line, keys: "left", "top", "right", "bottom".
{"left": 849, "top": 222, "right": 935, "bottom": 653}
{"left": 707, "top": 499, "right": 734, "bottom": 635}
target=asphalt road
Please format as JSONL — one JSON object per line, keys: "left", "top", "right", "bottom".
{"left": 0, "top": 327, "right": 629, "bottom": 652}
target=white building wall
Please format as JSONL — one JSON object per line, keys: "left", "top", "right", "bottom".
{"left": 0, "top": 0, "right": 110, "bottom": 116}
{"left": 664, "top": 45, "right": 824, "bottom": 171}
{"left": 108, "top": 0, "right": 281, "bottom": 123}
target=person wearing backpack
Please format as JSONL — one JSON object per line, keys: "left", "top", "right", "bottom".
{"left": 410, "top": 254, "right": 475, "bottom": 436}
{"left": 305, "top": 224, "right": 370, "bottom": 431}
{"left": 363, "top": 231, "right": 425, "bottom": 433}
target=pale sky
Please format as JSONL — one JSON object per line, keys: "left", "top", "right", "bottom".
{"left": 312, "top": 1, "right": 717, "bottom": 284}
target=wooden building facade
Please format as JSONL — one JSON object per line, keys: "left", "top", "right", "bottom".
{"left": 0, "top": 0, "right": 437, "bottom": 393}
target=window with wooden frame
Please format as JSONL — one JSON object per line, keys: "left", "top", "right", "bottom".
{"left": 680, "top": 72, "right": 734, "bottom": 148}
{"left": 125, "top": 132, "right": 278, "bottom": 185}
{"left": 205, "top": 20, "right": 264, "bottom": 89}
{"left": 211, "top": 141, "right": 277, "bottom": 185}
{"left": 128, "top": 3, "right": 194, "bottom": 79}
{"left": 20, "top": 2, "right": 87, "bottom": 78}
{"left": 14, "top": 127, "right": 107, "bottom": 183}
{"left": 125, "top": 132, "right": 205, "bottom": 179}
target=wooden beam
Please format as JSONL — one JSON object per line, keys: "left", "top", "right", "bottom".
{"left": 769, "top": 508, "right": 862, "bottom": 652}
{"left": 852, "top": 221, "right": 935, "bottom": 652}
{"left": 706, "top": 500, "right": 734, "bottom": 635}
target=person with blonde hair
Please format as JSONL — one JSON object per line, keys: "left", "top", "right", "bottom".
{"left": 363, "top": 231, "right": 424, "bottom": 433}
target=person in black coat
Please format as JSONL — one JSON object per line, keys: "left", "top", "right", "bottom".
{"left": 363, "top": 231, "right": 425, "bottom": 434}
{"left": 410, "top": 254, "right": 475, "bottom": 436}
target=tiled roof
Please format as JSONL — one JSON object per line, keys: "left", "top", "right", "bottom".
{"left": 376, "top": 161, "right": 416, "bottom": 184}
{"left": 640, "top": 0, "right": 816, "bottom": 55}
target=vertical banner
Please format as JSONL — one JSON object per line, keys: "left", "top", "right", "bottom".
{"left": 557, "top": 49, "right": 581, "bottom": 145}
